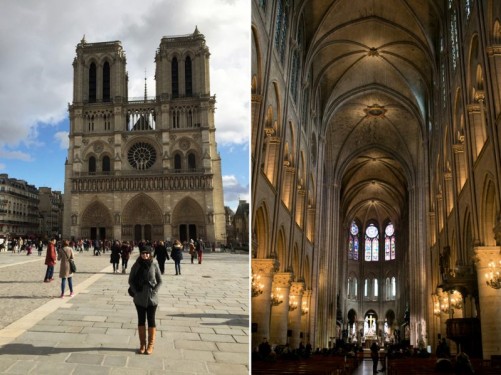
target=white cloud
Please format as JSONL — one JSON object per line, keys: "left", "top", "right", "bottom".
{"left": 223, "top": 174, "right": 250, "bottom": 209}
{"left": 0, "top": 150, "right": 32, "bottom": 162}
{"left": 54, "top": 131, "right": 69, "bottom": 149}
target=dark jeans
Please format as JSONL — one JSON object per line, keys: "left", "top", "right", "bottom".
{"left": 157, "top": 260, "right": 165, "bottom": 274}
{"left": 122, "top": 259, "right": 129, "bottom": 270}
{"left": 135, "top": 304, "right": 157, "bottom": 327}
{"left": 174, "top": 260, "right": 181, "bottom": 274}
{"left": 61, "top": 277, "right": 73, "bottom": 294}
{"left": 44, "top": 265, "right": 54, "bottom": 281}
{"left": 372, "top": 357, "right": 378, "bottom": 373}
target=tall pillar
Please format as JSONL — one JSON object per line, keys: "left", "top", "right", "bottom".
{"left": 269, "top": 272, "right": 293, "bottom": 346}
{"left": 288, "top": 281, "right": 305, "bottom": 349}
{"left": 251, "top": 258, "right": 278, "bottom": 351}
{"left": 474, "top": 246, "right": 501, "bottom": 359}
{"left": 301, "top": 289, "right": 312, "bottom": 344}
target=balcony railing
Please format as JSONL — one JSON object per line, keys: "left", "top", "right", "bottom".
{"left": 71, "top": 173, "right": 213, "bottom": 193}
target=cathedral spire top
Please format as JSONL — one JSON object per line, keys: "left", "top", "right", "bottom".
{"left": 144, "top": 69, "right": 147, "bottom": 102}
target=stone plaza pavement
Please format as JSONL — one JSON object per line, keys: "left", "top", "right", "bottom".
{"left": 0, "top": 249, "right": 249, "bottom": 374}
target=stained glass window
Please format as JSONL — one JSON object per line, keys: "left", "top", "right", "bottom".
{"left": 385, "top": 223, "right": 396, "bottom": 260}
{"left": 349, "top": 221, "right": 359, "bottom": 260}
{"left": 274, "top": 0, "right": 289, "bottom": 64}
{"left": 365, "top": 223, "right": 379, "bottom": 261}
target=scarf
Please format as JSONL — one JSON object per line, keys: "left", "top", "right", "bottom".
{"left": 134, "top": 257, "right": 152, "bottom": 291}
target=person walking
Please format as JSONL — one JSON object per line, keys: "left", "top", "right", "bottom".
{"left": 153, "top": 241, "right": 169, "bottom": 274}
{"left": 37, "top": 240, "right": 43, "bottom": 256}
{"left": 128, "top": 246, "right": 162, "bottom": 355}
{"left": 370, "top": 341, "right": 380, "bottom": 374}
{"left": 189, "top": 239, "right": 196, "bottom": 264}
{"left": 110, "top": 240, "right": 121, "bottom": 273}
{"left": 58, "top": 240, "right": 75, "bottom": 298}
{"left": 196, "top": 238, "right": 204, "bottom": 264}
{"left": 170, "top": 240, "right": 183, "bottom": 275}
{"left": 43, "top": 238, "right": 57, "bottom": 282}
{"left": 121, "top": 241, "right": 132, "bottom": 274}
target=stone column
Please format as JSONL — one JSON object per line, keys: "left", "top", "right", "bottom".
{"left": 474, "top": 246, "right": 501, "bottom": 359}
{"left": 288, "top": 281, "right": 304, "bottom": 349}
{"left": 269, "top": 272, "right": 293, "bottom": 346}
{"left": 251, "top": 258, "right": 278, "bottom": 351}
{"left": 301, "top": 289, "right": 312, "bottom": 344}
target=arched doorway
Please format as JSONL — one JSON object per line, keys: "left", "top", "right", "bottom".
{"left": 171, "top": 197, "right": 205, "bottom": 243}
{"left": 122, "top": 193, "right": 163, "bottom": 242}
{"left": 80, "top": 201, "right": 113, "bottom": 241}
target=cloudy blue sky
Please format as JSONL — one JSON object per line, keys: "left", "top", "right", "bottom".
{"left": 0, "top": 0, "right": 249, "bottom": 211}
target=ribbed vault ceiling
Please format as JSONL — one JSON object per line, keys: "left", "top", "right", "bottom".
{"left": 303, "top": 0, "right": 443, "bottom": 225}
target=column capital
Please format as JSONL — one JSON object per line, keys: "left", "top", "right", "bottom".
{"left": 273, "top": 272, "right": 293, "bottom": 289}
{"left": 252, "top": 258, "right": 279, "bottom": 276}
{"left": 290, "top": 281, "right": 305, "bottom": 296}
{"left": 474, "top": 246, "right": 501, "bottom": 267}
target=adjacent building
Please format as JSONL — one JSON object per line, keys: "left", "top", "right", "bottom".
{"left": 0, "top": 174, "right": 40, "bottom": 239}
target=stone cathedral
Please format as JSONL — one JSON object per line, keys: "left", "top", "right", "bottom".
{"left": 63, "top": 28, "right": 226, "bottom": 245}
{"left": 252, "top": 0, "right": 501, "bottom": 364}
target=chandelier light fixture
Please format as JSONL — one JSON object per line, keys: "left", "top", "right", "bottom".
{"left": 485, "top": 260, "right": 501, "bottom": 289}
{"left": 301, "top": 301, "right": 309, "bottom": 315}
{"left": 449, "top": 290, "right": 462, "bottom": 310}
{"left": 251, "top": 273, "right": 264, "bottom": 298}
{"left": 270, "top": 288, "right": 283, "bottom": 306}
{"left": 289, "top": 295, "right": 298, "bottom": 311}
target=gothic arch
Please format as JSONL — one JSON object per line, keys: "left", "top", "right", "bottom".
{"left": 80, "top": 200, "right": 113, "bottom": 240}
{"left": 276, "top": 227, "right": 287, "bottom": 271}
{"left": 481, "top": 175, "right": 498, "bottom": 246}
{"left": 304, "top": 254, "right": 311, "bottom": 288}
{"left": 251, "top": 25, "right": 263, "bottom": 95}
{"left": 292, "top": 243, "right": 300, "bottom": 280}
{"left": 171, "top": 196, "right": 206, "bottom": 243}
{"left": 254, "top": 203, "right": 270, "bottom": 259}
{"left": 122, "top": 193, "right": 163, "bottom": 241}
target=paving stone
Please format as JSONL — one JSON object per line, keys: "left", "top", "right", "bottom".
{"left": 0, "top": 252, "right": 249, "bottom": 374}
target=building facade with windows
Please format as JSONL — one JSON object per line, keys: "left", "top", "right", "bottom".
{"left": 63, "top": 29, "right": 226, "bottom": 244}
{"left": 252, "top": 0, "right": 501, "bottom": 361}
{"left": 0, "top": 174, "right": 39, "bottom": 239}
{"left": 38, "top": 187, "right": 63, "bottom": 239}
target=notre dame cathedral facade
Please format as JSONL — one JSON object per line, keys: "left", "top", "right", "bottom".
{"left": 62, "top": 28, "right": 226, "bottom": 245}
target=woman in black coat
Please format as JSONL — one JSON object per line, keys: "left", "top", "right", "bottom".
{"left": 170, "top": 239, "right": 183, "bottom": 275}
{"left": 153, "top": 241, "right": 169, "bottom": 274}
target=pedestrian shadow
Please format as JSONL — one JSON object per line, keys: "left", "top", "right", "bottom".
{"left": 0, "top": 342, "right": 136, "bottom": 355}
{"left": 168, "top": 313, "right": 248, "bottom": 327}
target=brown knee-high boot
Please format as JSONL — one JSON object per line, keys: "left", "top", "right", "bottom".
{"left": 137, "top": 326, "right": 146, "bottom": 354}
{"left": 146, "top": 327, "right": 156, "bottom": 354}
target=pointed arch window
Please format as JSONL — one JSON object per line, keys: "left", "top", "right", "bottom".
{"left": 89, "top": 63, "right": 97, "bottom": 103}
{"left": 185, "top": 56, "right": 192, "bottom": 97}
{"left": 373, "top": 278, "right": 378, "bottom": 299}
{"left": 103, "top": 61, "right": 110, "bottom": 102}
{"left": 450, "top": 8, "right": 459, "bottom": 70}
{"left": 385, "top": 222, "right": 396, "bottom": 260}
{"left": 391, "top": 277, "right": 396, "bottom": 299}
{"left": 274, "top": 0, "right": 289, "bottom": 64}
{"left": 102, "top": 156, "right": 110, "bottom": 173}
{"left": 188, "top": 152, "right": 196, "bottom": 170}
{"left": 174, "top": 154, "right": 182, "bottom": 171}
{"left": 348, "top": 221, "right": 359, "bottom": 260}
{"left": 365, "top": 223, "right": 379, "bottom": 261}
{"left": 88, "top": 156, "right": 96, "bottom": 174}
{"left": 172, "top": 57, "right": 179, "bottom": 98}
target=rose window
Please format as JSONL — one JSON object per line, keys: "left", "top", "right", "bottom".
{"left": 127, "top": 142, "right": 156, "bottom": 170}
